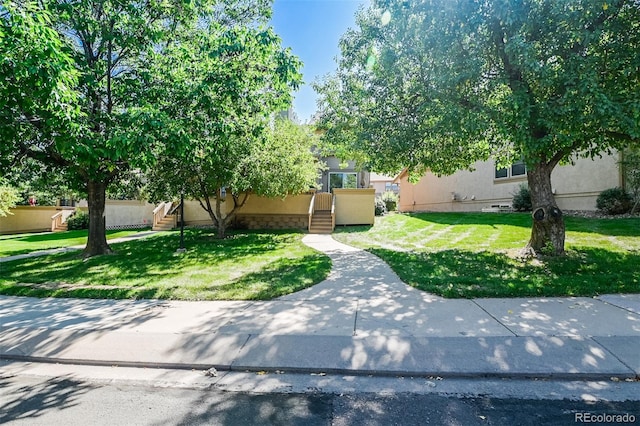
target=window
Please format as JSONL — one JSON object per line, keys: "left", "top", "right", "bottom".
{"left": 495, "top": 160, "right": 526, "bottom": 179}
{"left": 385, "top": 182, "right": 399, "bottom": 193}
{"left": 330, "top": 172, "right": 357, "bottom": 190}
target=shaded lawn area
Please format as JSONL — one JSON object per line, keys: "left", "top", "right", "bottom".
{"left": 333, "top": 212, "right": 640, "bottom": 298}
{"left": 0, "top": 229, "right": 149, "bottom": 257}
{"left": 0, "top": 230, "right": 331, "bottom": 300}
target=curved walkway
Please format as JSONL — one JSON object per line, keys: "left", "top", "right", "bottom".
{"left": 278, "top": 234, "right": 440, "bottom": 303}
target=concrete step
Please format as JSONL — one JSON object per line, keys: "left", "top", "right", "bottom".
{"left": 309, "top": 229, "right": 332, "bottom": 234}
{"left": 152, "top": 224, "right": 174, "bottom": 231}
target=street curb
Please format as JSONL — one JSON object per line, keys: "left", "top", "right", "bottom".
{"left": 1, "top": 353, "right": 638, "bottom": 382}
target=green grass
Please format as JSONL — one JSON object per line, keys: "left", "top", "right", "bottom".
{"left": 0, "top": 229, "right": 149, "bottom": 257}
{"left": 0, "top": 229, "right": 331, "bottom": 300}
{"left": 333, "top": 212, "right": 640, "bottom": 298}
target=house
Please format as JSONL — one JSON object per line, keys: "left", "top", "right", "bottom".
{"left": 395, "top": 151, "right": 622, "bottom": 212}
{"left": 152, "top": 155, "right": 375, "bottom": 235}
{"left": 369, "top": 173, "right": 399, "bottom": 197}
{"left": 315, "top": 157, "right": 370, "bottom": 192}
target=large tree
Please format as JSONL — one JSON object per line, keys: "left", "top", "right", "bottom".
{"left": 142, "top": 16, "right": 317, "bottom": 239}
{"left": 315, "top": 0, "right": 640, "bottom": 255}
{"left": 1, "top": 0, "right": 274, "bottom": 256}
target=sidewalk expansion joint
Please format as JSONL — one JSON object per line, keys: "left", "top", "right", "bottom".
{"left": 353, "top": 299, "right": 359, "bottom": 337}
{"left": 591, "top": 336, "right": 640, "bottom": 378}
{"left": 471, "top": 300, "right": 518, "bottom": 337}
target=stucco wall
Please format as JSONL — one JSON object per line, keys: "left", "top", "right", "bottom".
{"left": 104, "top": 200, "right": 154, "bottom": 229}
{"left": 181, "top": 193, "right": 314, "bottom": 228}
{"left": 334, "top": 188, "right": 375, "bottom": 225}
{"left": 239, "top": 193, "right": 312, "bottom": 215}
{"left": 0, "top": 206, "right": 70, "bottom": 234}
{"left": 1, "top": 200, "right": 155, "bottom": 234}
{"left": 398, "top": 153, "right": 622, "bottom": 212}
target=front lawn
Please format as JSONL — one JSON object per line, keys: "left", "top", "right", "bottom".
{"left": 0, "top": 229, "right": 149, "bottom": 257}
{"left": 0, "top": 230, "right": 331, "bottom": 300}
{"left": 333, "top": 212, "right": 640, "bottom": 298}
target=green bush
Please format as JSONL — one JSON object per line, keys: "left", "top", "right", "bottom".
{"left": 66, "top": 210, "right": 90, "bottom": 230}
{"left": 381, "top": 191, "right": 398, "bottom": 212}
{"left": 375, "top": 198, "right": 387, "bottom": 216}
{"left": 596, "top": 187, "right": 633, "bottom": 215}
{"left": 512, "top": 184, "right": 532, "bottom": 212}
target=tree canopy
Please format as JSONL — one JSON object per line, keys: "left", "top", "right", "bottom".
{"left": 0, "top": 0, "right": 302, "bottom": 253}
{"left": 139, "top": 13, "right": 310, "bottom": 238}
{"left": 315, "top": 0, "right": 640, "bottom": 255}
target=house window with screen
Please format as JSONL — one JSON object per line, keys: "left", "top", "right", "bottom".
{"left": 330, "top": 172, "right": 358, "bottom": 190}
{"left": 495, "top": 160, "right": 526, "bottom": 179}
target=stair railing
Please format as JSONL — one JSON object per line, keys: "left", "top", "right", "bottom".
{"left": 331, "top": 195, "right": 336, "bottom": 231}
{"left": 168, "top": 201, "right": 182, "bottom": 227}
{"left": 308, "top": 192, "right": 316, "bottom": 232}
{"left": 51, "top": 209, "right": 76, "bottom": 232}
{"left": 51, "top": 212, "right": 63, "bottom": 232}
{"left": 153, "top": 201, "right": 174, "bottom": 229}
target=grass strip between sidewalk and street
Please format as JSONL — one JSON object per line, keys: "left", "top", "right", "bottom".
{"left": 333, "top": 212, "right": 640, "bottom": 298}
{"left": 0, "top": 229, "right": 331, "bottom": 300}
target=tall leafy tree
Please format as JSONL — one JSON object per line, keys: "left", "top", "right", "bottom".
{"left": 0, "top": 3, "right": 78, "bottom": 213}
{"left": 1, "top": 0, "right": 272, "bottom": 256}
{"left": 315, "top": 0, "right": 640, "bottom": 255}
{"left": 143, "top": 17, "right": 315, "bottom": 238}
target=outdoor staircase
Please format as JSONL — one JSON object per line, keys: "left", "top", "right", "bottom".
{"left": 152, "top": 214, "right": 177, "bottom": 231}
{"left": 52, "top": 222, "right": 68, "bottom": 232}
{"left": 309, "top": 210, "right": 333, "bottom": 234}
{"left": 51, "top": 209, "right": 75, "bottom": 232}
{"left": 308, "top": 192, "right": 335, "bottom": 234}
{"left": 152, "top": 201, "right": 178, "bottom": 231}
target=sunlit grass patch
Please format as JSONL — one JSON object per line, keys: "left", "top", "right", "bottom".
{"left": 0, "top": 230, "right": 331, "bottom": 301}
{"left": 334, "top": 212, "right": 640, "bottom": 298}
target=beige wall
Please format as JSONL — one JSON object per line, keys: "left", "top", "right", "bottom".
{"left": 181, "top": 193, "right": 314, "bottom": 228}
{"left": 0, "top": 206, "right": 72, "bottom": 234}
{"left": 1, "top": 200, "right": 156, "bottom": 234}
{"left": 334, "top": 188, "right": 375, "bottom": 225}
{"left": 239, "top": 193, "right": 313, "bottom": 215}
{"left": 398, "top": 153, "right": 622, "bottom": 212}
{"left": 181, "top": 190, "right": 374, "bottom": 228}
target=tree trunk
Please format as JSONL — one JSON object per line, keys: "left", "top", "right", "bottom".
{"left": 199, "top": 189, "right": 250, "bottom": 239}
{"left": 84, "top": 180, "right": 112, "bottom": 257}
{"left": 525, "top": 163, "right": 565, "bottom": 256}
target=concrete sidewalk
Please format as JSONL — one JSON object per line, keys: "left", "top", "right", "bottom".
{"left": 0, "top": 234, "right": 639, "bottom": 379}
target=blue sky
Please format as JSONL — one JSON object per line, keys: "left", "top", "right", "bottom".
{"left": 271, "top": 0, "right": 367, "bottom": 123}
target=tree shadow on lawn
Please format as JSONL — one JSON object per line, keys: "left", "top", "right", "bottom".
{"left": 0, "top": 230, "right": 324, "bottom": 300}
{"left": 401, "top": 212, "right": 533, "bottom": 229}
{"left": 408, "top": 211, "right": 640, "bottom": 237}
{"left": 369, "top": 247, "right": 640, "bottom": 298}
{"left": 195, "top": 254, "right": 332, "bottom": 300}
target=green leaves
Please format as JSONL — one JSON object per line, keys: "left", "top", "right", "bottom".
{"left": 315, "top": 0, "right": 640, "bottom": 175}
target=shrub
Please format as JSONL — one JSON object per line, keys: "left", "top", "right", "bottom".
{"left": 381, "top": 191, "right": 398, "bottom": 212}
{"left": 512, "top": 184, "right": 532, "bottom": 212}
{"left": 596, "top": 187, "right": 633, "bottom": 215}
{"left": 66, "top": 210, "right": 90, "bottom": 230}
{"left": 375, "top": 198, "right": 387, "bottom": 216}
{"left": 0, "top": 183, "right": 19, "bottom": 217}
